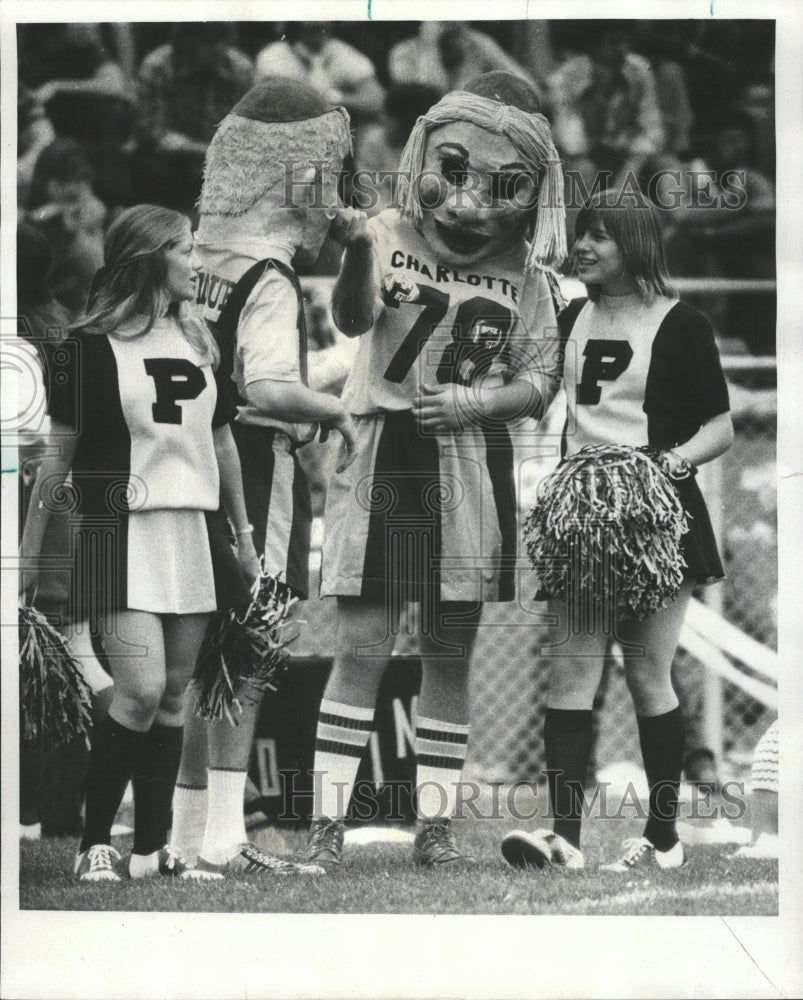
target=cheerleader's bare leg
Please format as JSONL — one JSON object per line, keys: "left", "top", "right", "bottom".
{"left": 618, "top": 580, "right": 694, "bottom": 853}
{"left": 80, "top": 610, "right": 209, "bottom": 872}
{"left": 538, "top": 598, "right": 609, "bottom": 852}
{"left": 79, "top": 611, "right": 165, "bottom": 856}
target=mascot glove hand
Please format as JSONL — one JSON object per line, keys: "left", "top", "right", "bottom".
{"left": 412, "top": 382, "right": 471, "bottom": 434}
{"left": 328, "top": 206, "right": 370, "bottom": 247}
{"left": 324, "top": 411, "right": 360, "bottom": 474}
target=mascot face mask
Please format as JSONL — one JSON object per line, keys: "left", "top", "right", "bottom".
{"left": 197, "top": 77, "right": 352, "bottom": 258}
{"left": 398, "top": 90, "right": 566, "bottom": 272}
{"left": 417, "top": 120, "right": 541, "bottom": 266}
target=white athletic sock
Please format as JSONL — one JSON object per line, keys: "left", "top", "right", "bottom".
{"left": 312, "top": 699, "right": 375, "bottom": 820}
{"left": 169, "top": 783, "right": 208, "bottom": 865}
{"left": 415, "top": 716, "right": 470, "bottom": 821}
{"left": 128, "top": 848, "right": 160, "bottom": 877}
{"left": 199, "top": 769, "right": 248, "bottom": 864}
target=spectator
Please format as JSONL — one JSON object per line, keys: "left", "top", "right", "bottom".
{"left": 548, "top": 23, "right": 665, "bottom": 193}
{"left": 19, "top": 23, "right": 129, "bottom": 103}
{"left": 388, "top": 22, "right": 534, "bottom": 97}
{"left": 17, "top": 85, "right": 56, "bottom": 207}
{"left": 17, "top": 223, "right": 115, "bottom": 840}
{"left": 675, "top": 108, "right": 776, "bottom": 354}
{"left": 134, "top": 24, "right": 254, "bottom": 211}
{"left": 255, "top": 22, "right": 384, "bottom": 123}
{"left": 26, "top": 139, "right": 107, "bottom": 314}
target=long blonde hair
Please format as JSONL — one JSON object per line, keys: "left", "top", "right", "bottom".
{"left": 71, "top": 204, "right": 219, "bottom": 367}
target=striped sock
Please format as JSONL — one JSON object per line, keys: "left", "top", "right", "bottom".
{"left": 199, "top": 769, "right": 248, "bottom": 864}
{"left": 170, "top": 783, "right": 208, "bottom": 865}
{"left": 312, "top": 699, "right": 375, "bottom": 820}
{"left": 415, "top": 716, "right": 470, "bottom": 821}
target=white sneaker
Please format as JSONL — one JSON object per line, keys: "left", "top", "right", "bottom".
{"left": 730, "top": 832, "right": 778, "bottom": 860}
{"left": 601, "top": 836, "right": 684, "bottom": 873}
{"left": 129, "top": 845, "right": 223, "bottom": 881}
{"left": 501, "top": 829, "right": 585, "bottom": 870}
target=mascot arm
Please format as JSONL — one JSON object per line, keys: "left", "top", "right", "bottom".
{"left": 245, "top": 378, "right": 346, "bottom": 425}
{"left": 331, "top": 229, "right": 376, "bottom": 337}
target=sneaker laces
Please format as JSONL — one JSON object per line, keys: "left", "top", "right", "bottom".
{"left": 241, "top": 843, "right": 297, "bottom": 872}
{"left": 618, "top": 837, "right": 652, "bottom": 867}
{"left": 162, "top": 846, "right": 185, "bottom": 872}
{"left": 87, "top": 844, "right": 119, "bottom": 872}
{"left": 311, "top": 818, "right": 344, "bottom": 853}
{"left": 420, "top": 820, "right": 457, "bottom": 854}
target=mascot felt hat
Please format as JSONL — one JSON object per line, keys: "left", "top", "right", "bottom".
{"left": 199, "top": 76, "right": 352, "bottom": 218}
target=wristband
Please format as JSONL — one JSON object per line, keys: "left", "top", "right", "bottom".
{"left": 660, "top": 450, "right": 695, "bottom": 480}
{"left": 234, "top": 524, "right": 254, "bottom": 537}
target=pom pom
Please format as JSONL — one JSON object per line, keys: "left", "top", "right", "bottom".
{"left": 19, "top": 605, "right": 93, "bottom": 746}
{"left": 523, "top": 445, "right": 689, "bottom": 621}
{"left": 193, "top": 570, "right": 299, "bottom": 724}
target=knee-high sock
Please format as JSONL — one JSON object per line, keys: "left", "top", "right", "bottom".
{"left": 312, "top": 699, "right": 375, "bottom": 820}
{"left": 131, "top": 723, "right": 183, "bottom": 856}
{"left": 637, "top": 706, "right": 684, "bottom": 851}
{"left": 415, "top": 716, "right": 469, "bottom": 821}
{"left": 80, "top": 715, "right": 145, "bottom": 853}
{"left": 170, "top": 783, "right": 208, "bottom": 864}
{"left": 544, "top": 708, "right": 594, "bottom": 850}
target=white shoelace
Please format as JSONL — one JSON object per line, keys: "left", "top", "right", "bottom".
{"left": 87, "top": 845, "right": 119, "bottom": 871}
{"left": 618, "top": 837, "right": 651, "bottom": 866}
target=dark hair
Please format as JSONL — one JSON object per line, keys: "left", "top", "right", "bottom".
{"left": 71, "top": 204, "right": 218, "bottom": 364}
{"left": 573, "top": 191, "right": 675, "bottom": 302}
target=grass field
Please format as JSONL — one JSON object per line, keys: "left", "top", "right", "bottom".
{"left": 19, "top": 797, "right": 778, "bottom": 916}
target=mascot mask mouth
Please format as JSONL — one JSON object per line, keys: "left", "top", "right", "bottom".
{"left": 199, "top": 77, "right": 352, "bottom": 220}
{"left": 398, "top": 91, "right": 566, "bottom": 272}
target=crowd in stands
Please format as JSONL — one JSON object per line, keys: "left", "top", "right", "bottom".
{"left": 17, "top": 19, "right": 776, "bottom": 353}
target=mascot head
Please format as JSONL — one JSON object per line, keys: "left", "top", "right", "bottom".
{"left": 197, "top": 76, "right": 352, "bottom": 260}
{"left": 397, "top": 73, "right": 566, "bottom": 272}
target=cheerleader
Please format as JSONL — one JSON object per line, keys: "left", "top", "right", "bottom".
{"left": 501, "top": 192, "right": 734, "bottom": 873}
{"left": 20, "top": 205, "right": 257, "bottom": 881}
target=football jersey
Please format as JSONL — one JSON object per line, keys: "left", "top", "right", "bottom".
{"left": 193, "top": 237, "right": 315, "bottom": 444}
{"left": 342, "top": 210, "right": 562, "bottom": 415}
{"left": 47, "top": 317, "right": 232, "bottom": 516}
{"left": 552, "top": 296, "right": 730, "bottom": 457}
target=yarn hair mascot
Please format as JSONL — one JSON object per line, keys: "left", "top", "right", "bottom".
{"left": 306, "top": 74, "right": 570, "bottom": 869}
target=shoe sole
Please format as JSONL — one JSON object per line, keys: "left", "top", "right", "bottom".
{"left": 78, "top": 871, "right": 121, "bottom": 882}
{"left": 501, "top": 833, "right": 551, "bottom": 870}
{"left": 413, "top": 851, "right": 475, "bottom": 868}
{"left": 198, "top": 856, "right": 326, "bottom": 876}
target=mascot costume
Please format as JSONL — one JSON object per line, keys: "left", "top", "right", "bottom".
{"left": 170, "top": 77, "right": 357, "bottom": 876}
{"left": 305, "top": 73, "right": 568, "bottom": 868}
